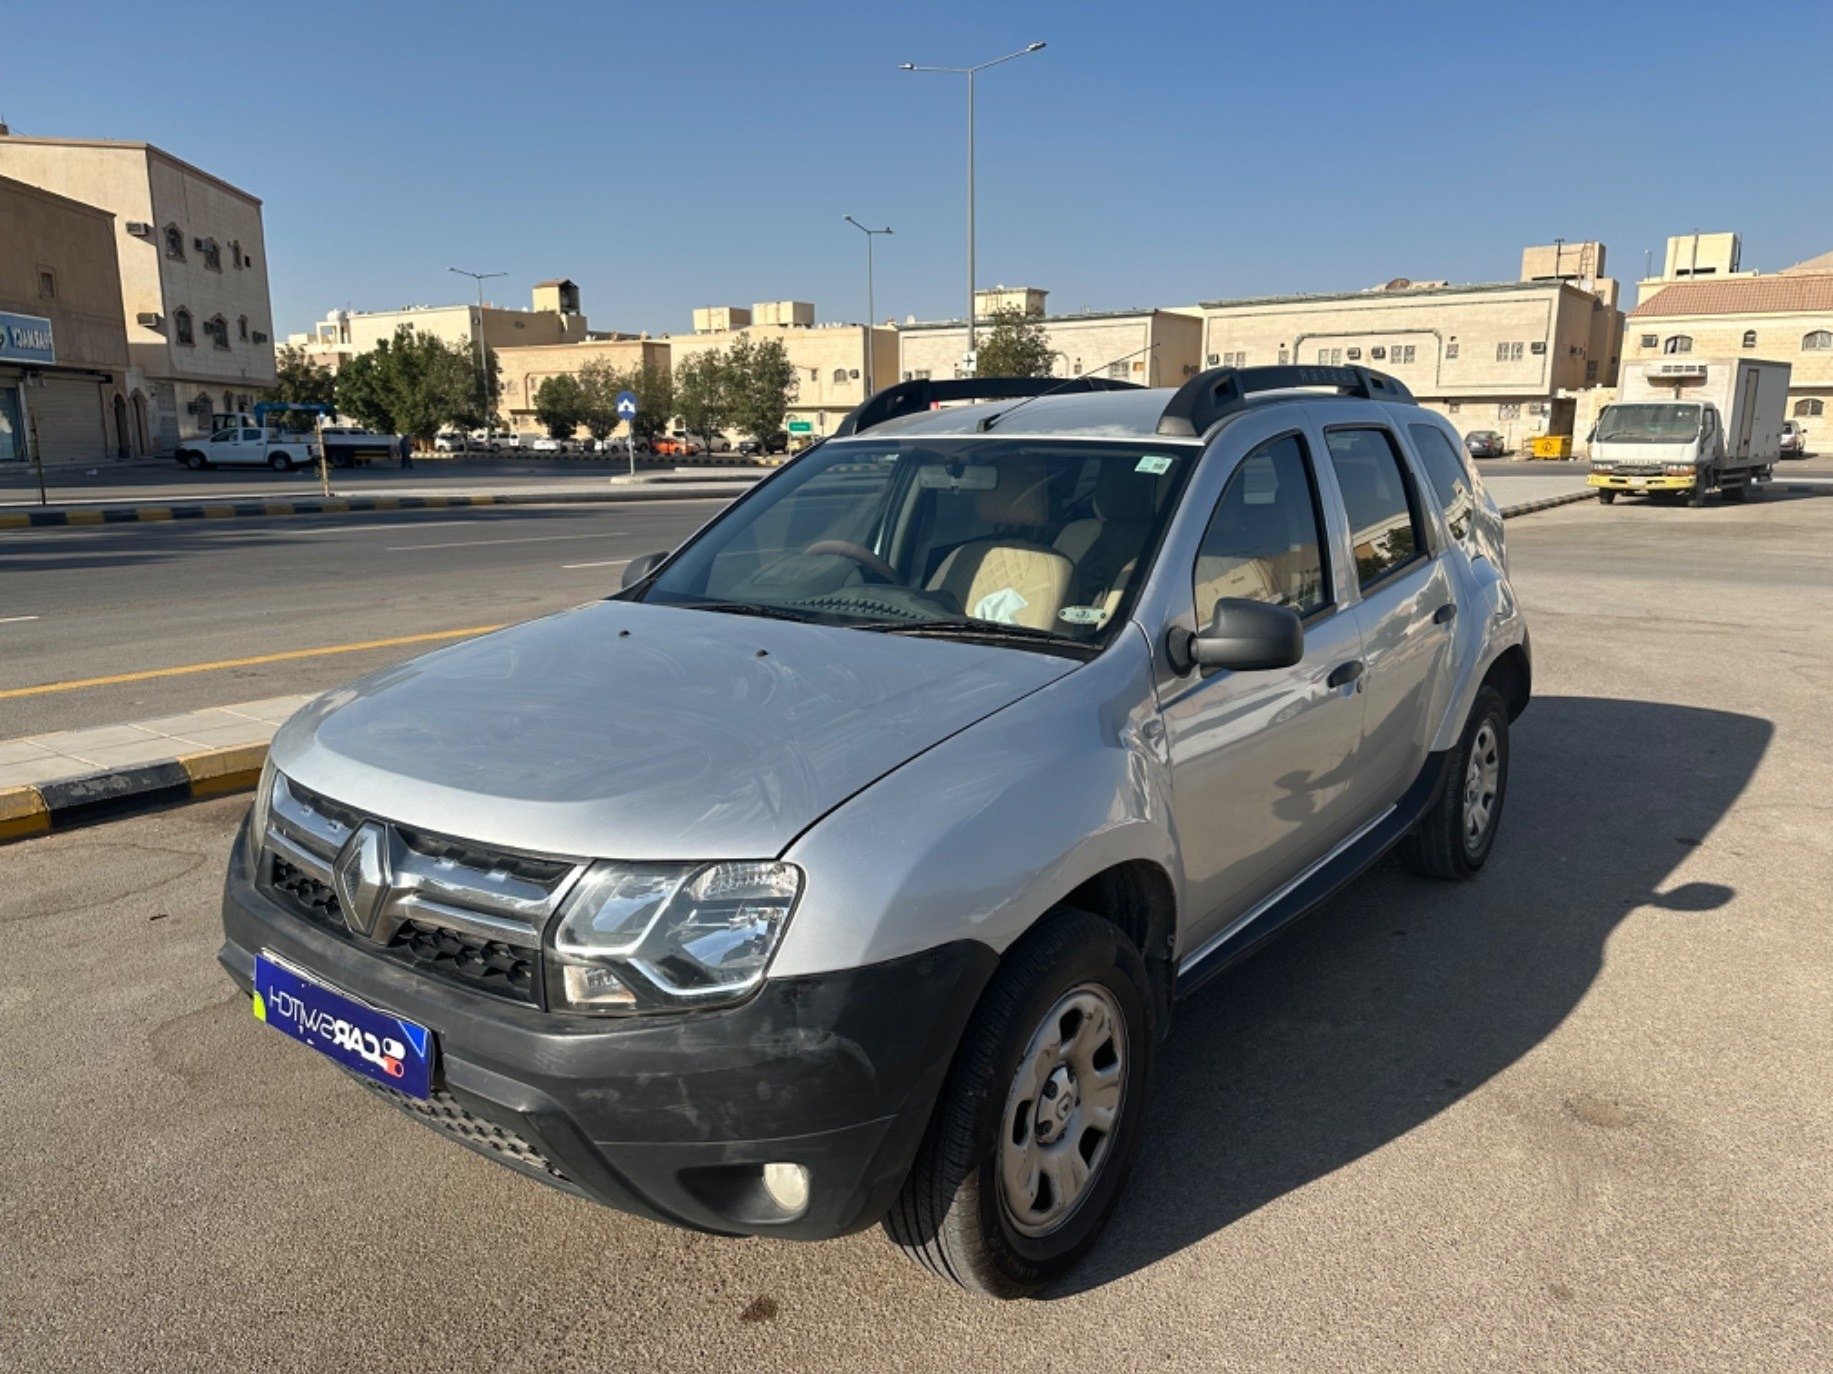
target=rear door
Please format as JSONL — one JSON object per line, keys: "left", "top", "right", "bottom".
{"left": 1320, "top": 422, "right": 1457, "bottom": 825}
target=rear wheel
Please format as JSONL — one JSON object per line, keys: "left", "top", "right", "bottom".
{"left": 884, "top": 909, "right": 1155, "bottom": 1298}
{"left": 1399, "top": 684, "right": 1509, "bottom": 880}
{"left": 268, "top": 453, "right": 293, "bottom": 473}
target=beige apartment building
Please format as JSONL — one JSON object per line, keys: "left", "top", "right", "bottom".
{"left": 0, "top": 127, "right": 277, "bottom": 451}
{"left": 495, "top": 336, "right": 668, "bottom": 434}
{"left": 0, "top": 174, "right": 131, "bottom": 465}
{"left": 291, "top": 279, "right": 591, "bottom": 373}
{"left": 1623, "top": 241, "right": 1833, "bottom": 453}
{"left": 1198, "top": 246, "right": 1624, "bottom": 448}
{"left": 669, "top": 317, "right": 898, "bottom": 441}
{"left": 898, "top": 303, "right": 1203, "bottom": 389}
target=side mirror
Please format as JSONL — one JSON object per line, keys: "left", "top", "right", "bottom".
{"left": 620, "top": 551, "right": 668, "bottom": 590}
{"left": 1175, "top": 597, "right": 1304, "bottom": 673}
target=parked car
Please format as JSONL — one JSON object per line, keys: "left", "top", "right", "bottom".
{"left": 470, "top": 430, "right": 523, "bottom": 453}
{"left": 174, "top": 423, "right": 317, "bottom": 472}
{"left": 763, "top": 430, "right": 791, "bottom": 455}
{"left": 222, "top": 366, "right": 1528, "bottom": 1299}
{"left": 736, "top": 438, "right": 762, "bottom": 456}
{"left": 1464, "top": 430, "right": 1506, "bottom": 458}
{"left": 531, "top": 437, "right": 571, "bottom": 454}
{"left": 1781, "top": 419, "right": 1808, "bottom": 457}
{"left": 653, "top": 435, "right": 703, "bottom": 457}
{"left": 433, "top": 433, "right": 468, "bottom": 453}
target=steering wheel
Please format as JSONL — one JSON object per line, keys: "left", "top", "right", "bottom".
{"left": 804, "top": 539, "right": 902, "bottom": 585}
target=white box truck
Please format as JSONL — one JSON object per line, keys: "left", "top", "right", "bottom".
{"left": 1588, "top": 357, "right": 1790, "bottom": 506}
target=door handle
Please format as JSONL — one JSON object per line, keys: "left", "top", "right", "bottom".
{"left": 1433, "top": 602, "right": 1458, "bottom": 625}
{"left": 1326, "top": 659, "right": 1365, "bottom": 689}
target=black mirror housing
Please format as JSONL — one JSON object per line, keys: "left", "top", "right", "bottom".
{"left": 620, "top": 551, "right": 668, "bottom": 590}
{"left": 1189, "top": 597, "right": 1304, "bottom": 671}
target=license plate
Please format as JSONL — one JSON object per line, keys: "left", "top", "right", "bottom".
{"left": 253, "top": 953, "right": 434, "bottom": 1099}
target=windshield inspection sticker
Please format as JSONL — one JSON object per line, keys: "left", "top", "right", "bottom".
{"left": 974, "top": 587, "right": 1030, "bottom": 624}
{"left": 1135, "top": 455, "right": 1173, "bottom": 475}
{"left": 1058, "top": 605, "right": 1106, "bottom": 626}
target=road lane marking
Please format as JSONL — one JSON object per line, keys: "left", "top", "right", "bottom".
{"left": 0, "top": 625, "right": 504, "bottom": 700}
{"left": 296, "top": 520, "right": 473, "bottom": 535}
{"left": 561, "top": 558, "right": 633, "bottom": 570}
{"left": 385, "top": 532, "right": 624, "bottom": 552}
{"left": 0, "top": 614, "right": 40, "bottom": 624}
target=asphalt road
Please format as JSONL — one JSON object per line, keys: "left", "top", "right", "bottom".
{"left": 0, "top": 498, "right": 728, "bottom": 736}
{"left": 2, "top": 487, "right": 1829, "bottom": 1371}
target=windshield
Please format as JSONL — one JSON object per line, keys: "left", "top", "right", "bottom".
{"left": 637, "top": 437, "right": 1195, "bottom": 651}
{"left": 1596, "top": 403, "right": 1701, "bottom": 444}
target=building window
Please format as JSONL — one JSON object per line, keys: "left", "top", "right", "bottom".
{"left": 1796, "top": 399, "right": 1825, "bottom": 417}
{"left": 1447, "top": 401, "right": 1461, "bottom": 413}
{"left": 1586, "top": 360, "right": 1599, "bottom": 381}
{"left": 1277, "top": 347, "right": 1289, "bottom": 365}
{"left": 1742, "top": 330, "right": 1758, "bottom": 348}
{"left": 200, "top": 238, "right": 222, "bottom": 271}
{"left": 1391, "top": 344, "right": 1415, "bottom": 364}
{"left": 1206, "top": 353, "right": 1220, "bottom": 366}
{"left": 1316, "top": 348, "right": 1342, "bottom": 365}
{"left": 37, "top": 267, "right": 56, "bottom": 299}
{"left": 1496, "top": 341, "right": 1524, "bottom": 362}
{"left": 1663, "top": 335, "right": 1693, "bottom": 354}
{"left": 164, "top": 224, "right": 185, "bottom": 259}
{"left": 914, "top": 369, "right": 932, "bottom": 381}
{"left": 1803, "top": 331, "right": 1833, "bottom": 352}
{"left": 1445, "top": 342, "right": 1459, "bottom": 360}
{"left": 237, "top": 315, "right": 249, "bottom": 341}
{"left": 1498, "top": 403, "right": 1521, "bottom": 419}
{"left": 1106, "top": 362, "right": 1129, "bottom": 378}
{"left": 832, "top": 368, "right": 848, "bottom": 384}
{"left": 1640, "top": 334, "right": 1658, "bottom": 349}
{"left": 1346, "top": 347, "right": 1361, "bottom": 361}
{"left": 252, "top": 330, "right": 268, "bottom": 344}
{"left": 173, "top": 307, "right": 194, "bottom": 346}
{"left": 206, "top": 315, "right": 230, "bottom": 349}
{"left": 230, "top": 240, "right": 243, "bottom": 268}
{"left": 1530, "top": 341, "right": 1547, "bottom": 355}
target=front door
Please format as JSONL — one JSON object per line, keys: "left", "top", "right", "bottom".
{"left": 1322, "top": 425, "right": 1456, "bottom": 824}
{"left": 1160, "top": 430, "right": 1368, "bottom": 953}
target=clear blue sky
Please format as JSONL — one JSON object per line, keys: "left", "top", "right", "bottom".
{"left": 11, "top": 0, "right": 1831, "bottom": 337}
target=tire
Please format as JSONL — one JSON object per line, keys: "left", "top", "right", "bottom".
{"left": 183, "top": 452, "right": 207, "bottom": 471}
{"left": 1398, "top": 684, "right": 1509, "bottom": 881}
{"left": 1597, "top": 490, "right": 1616, "bottom": 505}
{"left": 269, "top": 453, "right": 293, "bottom": 473}
{"left": 883, "top": 909, "right": 1156, "bottom": 1298}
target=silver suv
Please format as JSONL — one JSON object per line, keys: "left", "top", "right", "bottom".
{"left": 220, "top": 365, "right": 1529, "bottom": 1297}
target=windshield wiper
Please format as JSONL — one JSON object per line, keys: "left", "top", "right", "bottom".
{"left": 677, "top": 599, "right": 822, "bottom": 624}
{"left": 852, "top": 616, "right": 1088, "bottom": 649}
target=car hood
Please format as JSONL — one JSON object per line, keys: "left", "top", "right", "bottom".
{"left": 270, "top": 600, "right": 1077, "bottom": 861}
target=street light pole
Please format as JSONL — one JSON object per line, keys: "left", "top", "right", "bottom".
{"left": 900, "top": 41, "right": 1046, "bottom": 369}
{"left": 843, "top": 215, "right": 893, "bottom": 393}
{"left": 449, "top": 266, "right": 506, "bottom": 440}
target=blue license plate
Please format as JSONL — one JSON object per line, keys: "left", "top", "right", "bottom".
{"left": 253, "top": 954, "right": 434, "bottom": 1099}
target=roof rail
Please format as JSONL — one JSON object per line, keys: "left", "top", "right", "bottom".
{"left": 835, "top": 375, "right": 1142, "bottom": 437}
{"left": 1155, "top": 364, "right": 1413, "bottom": 438}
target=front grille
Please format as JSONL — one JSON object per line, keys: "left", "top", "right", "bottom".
{"left": 267, "top": 855, "right": 541, "bottom": 1006}
{"left": 394, "top": 919, "right": 537, "bottom": 1001}
{"left": 359, "top": 1079, "right": 566, "bottom": 1180}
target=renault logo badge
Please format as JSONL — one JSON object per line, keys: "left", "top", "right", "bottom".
{"left": 332, "top": 821, "right": 392, "bottom": 941}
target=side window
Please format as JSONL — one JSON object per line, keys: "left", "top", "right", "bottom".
{"left": 1193, "top": 434, "right": 1330, "bottom": 627}
{"left": 1325, "top": 428, "right": 1426, "bottom": 592}
{"left": 1407, "top": 423, "right": 1474, "bottom": 541}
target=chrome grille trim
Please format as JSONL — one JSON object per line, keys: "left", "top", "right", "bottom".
{"left": 260, "top": 771, "right": 589, "bottom": 970}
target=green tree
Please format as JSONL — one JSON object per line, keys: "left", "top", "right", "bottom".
{"left": 269, "top": 344, "right": 336, "bottom": 430}
{"left": 724, "top": 334, "right": 799, "bottom": 441}
{"left": 576, "top": 357, "right": 624, "bottom": 443}
{"left": 675, "top": 348, "right": 731, "bottom": 450}
{"left": 533, "top": 373, "right": 587, "bottom": 439}
{"left": 621, "top": 359, "right": 674, "bottom": 444}
{"left": 333, "top": 326, "right": 479, "bottom": 443}
{"left": 974, "top": 306, "right": 1056, "bottom": 378}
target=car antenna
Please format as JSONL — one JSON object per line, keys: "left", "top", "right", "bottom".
{"left": 976, "top": 342, "right": 1160, "bottom": 432}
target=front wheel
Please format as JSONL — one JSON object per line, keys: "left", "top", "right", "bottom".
{"left": 883, "top": 909, "right": 1155, "bottom": 1298}
{"left": 1398, "top": 684, "right": 1509, "bottom": 880}
{"left": 1597, "top": 489, "right": 1616, "bottom": 505}
{"left": 183, "top": 452, "right": 208, "bottom": 471}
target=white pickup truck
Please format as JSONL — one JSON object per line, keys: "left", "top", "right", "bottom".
{"left": 174, "top": 424, "right": 319, "bottom": 472}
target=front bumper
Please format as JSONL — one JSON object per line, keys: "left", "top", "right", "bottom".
{"left": 218, "top": 822, "right": 996, "bottom": 1239}
{"left": 1589, "top": 470, "right": 1697, "bottom": 491}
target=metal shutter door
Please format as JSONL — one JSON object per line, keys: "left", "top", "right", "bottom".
{"left": 30, "top": 377, "right": 109, "bottom": 463}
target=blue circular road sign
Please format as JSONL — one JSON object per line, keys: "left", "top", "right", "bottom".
{"left": 615, "top": 390, "right": 639, "bottom": 420}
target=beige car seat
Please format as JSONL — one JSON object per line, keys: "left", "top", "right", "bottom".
{"left": 927, "top": 461, "right": 1073, "bottom": 630}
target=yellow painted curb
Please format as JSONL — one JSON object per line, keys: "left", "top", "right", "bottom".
{"left": 67, "top": 509, "right": 105, "bottom": 525}
{"left": 0, "top": 785, "right": 51, "bottom": 841}
{"left": 179, "top": 743, "right": 269, "bottom": 798}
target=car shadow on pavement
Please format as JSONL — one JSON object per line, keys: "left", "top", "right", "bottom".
{"left": 1057, "top": 694, "right": 1772, "bottom": 1296}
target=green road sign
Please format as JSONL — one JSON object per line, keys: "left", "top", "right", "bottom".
{"left": 787, "top": 421, "right": 813, "bottom": 433}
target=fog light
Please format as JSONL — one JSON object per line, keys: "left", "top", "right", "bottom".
{"left": 762, "top": 1161, "right": 810, "bottom": 1214}
{"left": 560, "top": 963, "right": 637, "bottom": 1011}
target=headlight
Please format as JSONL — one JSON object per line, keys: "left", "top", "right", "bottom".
{"left": 548, "top": 860, "right": 802, "bottom": 1014}
{"left": 245, "top": 757, "right": 277, "bottom": 880}
{"left": 1664, "top": 463, "right": 1696, "bottom": 476}
{"left": 1590, "top": 462, "right": 1615, "bottom": 473}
